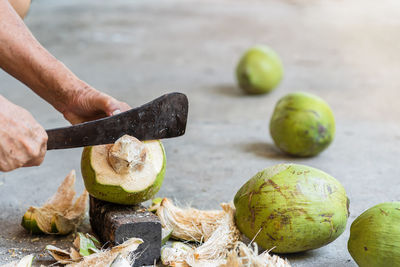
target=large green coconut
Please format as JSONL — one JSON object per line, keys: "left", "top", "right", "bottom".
{"left": 81, "top": 135, "right": 166, "bottom": 205}
{"left": 269, "top": 92, "right": 335, "bottom": 157}
{"left": 236, "top": 45, "right": 283, "bottom": 94}
{"left": 234, "top": 164, "right": 349, "bottom": 253}
{"left": 348, "top": 202, "right": 400, "bottom": 267}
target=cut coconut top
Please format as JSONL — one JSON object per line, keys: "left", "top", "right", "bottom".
{"left": 108, "top": 135, "right": 148, "bottom": 174}
{"left": 90, "top": 138, "right": 164, "bottom": 192}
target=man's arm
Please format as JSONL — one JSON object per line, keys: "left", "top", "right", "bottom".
{"left": 0, "top": 0, "right": 130, "bottom": 124}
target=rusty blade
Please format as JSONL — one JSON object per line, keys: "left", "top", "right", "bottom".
{"left": 46, "top": 92, "right": 188, "bottom": 150}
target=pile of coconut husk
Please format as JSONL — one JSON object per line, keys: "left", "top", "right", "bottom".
{"left": 3, "top": 170, "right": 290, "bottom": 267}
{"left": 153, "top": 198, "right": 291, "bottom": 267}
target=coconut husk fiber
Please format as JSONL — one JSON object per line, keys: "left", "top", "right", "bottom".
{"left": 155, "top": 198, "right": 291, "bottom": 267}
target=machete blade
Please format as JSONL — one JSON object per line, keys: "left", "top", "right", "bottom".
{"left": 46, "top": 92, "right": 188, "bottom": 150}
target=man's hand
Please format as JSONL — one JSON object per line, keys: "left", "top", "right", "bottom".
{"left": 61, "top": 84, "right": 131, "bottom": 125}
{"left": 0, "top": 95, "right": 47, "bottom": 172}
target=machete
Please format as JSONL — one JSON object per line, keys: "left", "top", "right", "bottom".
{"left": 46, "top": 92, "right": 188, "bottom": 150}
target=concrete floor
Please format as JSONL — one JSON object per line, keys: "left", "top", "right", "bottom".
{"left": 1, "top": 0, "right": 400, "bottom": 265}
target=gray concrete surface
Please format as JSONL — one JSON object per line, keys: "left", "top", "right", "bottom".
{"left": 1, "top": 0, "right": 400, "bottom": 265}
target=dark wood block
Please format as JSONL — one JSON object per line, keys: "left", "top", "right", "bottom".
{"left": 89, "top": 195, "right": 161, "bottom": 266}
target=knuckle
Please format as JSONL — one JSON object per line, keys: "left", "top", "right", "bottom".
{"left": 15, "top": 160, "right": 25, "bottom": 169}
{"left": 41, "top": 131, "right": 48, "bottom": 143}
{"left": 31, "top": 125, "right": 48, "bottom": 145}
{"left": 31, "top": 155, "right": 45, "bottom": 166}
{"left": 103, "top": 97, "right": 114, "bottom": 108}
{"left": 23, "top": 141, "right": 41, "bottom": 159}
{"left": 21, "top": 141, "right": 34, "bottom": 156}
{"left": 1, "top": 164, "right": 13, "bottom": 172}
{"left": 1, "top": 160, "right": 22, "bottom": 172}
{"left": 38, "top": 154, "right": 45, "bottom": 165}
{"left": 32, "top": 145, "right": 42, "bottom": 158}
{"left": 122, "top": 102, "right": 131, "bottom": 111}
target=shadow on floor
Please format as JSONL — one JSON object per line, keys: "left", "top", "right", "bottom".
{"left": 213, "top": 84, "right": 246, "bottom": 97}
{"left": 278, "top": 250, "right": 318, "bottom": 261}
{"left": 239, "top": 141, "right": 294, "bottom": 160}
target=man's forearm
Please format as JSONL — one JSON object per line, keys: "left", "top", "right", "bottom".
{"left": 0, "top": 0, "right": 85, "bottom": 113}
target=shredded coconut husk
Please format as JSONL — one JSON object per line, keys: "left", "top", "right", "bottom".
{"left": 66, "top": 238, "right": 143, "bottom": 267}
{"left": 156, "top": 198, "right": 225, "bottom": 242}
{"left": 46, "top": 236, "right": 143, "bottom": 266}
{"left": 161, "top": 202, "right": 240, "bottom": 266}
{"left": 191, "top": 203, "right": 240, "bottom": 261}
{"left": 156, "top": 198, "right": 290, "bottom": 267}
{"left": 221, "top": 242, "right": 291, "bottom": 267}
{"left": 22, "top": 170, "right": 88, "bottom": 235}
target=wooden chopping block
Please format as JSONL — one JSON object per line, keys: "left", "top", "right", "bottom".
{"left": 89, "top": 195, "right": 161, "bottom": 266}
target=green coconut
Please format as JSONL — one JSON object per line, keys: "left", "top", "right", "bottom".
{"left": 234, "top": 164, "right": 349, "bottom": 253}
{"left": 348, "top": 202, "right": 400, "bottom": 267}
{"left": 236, "top": 45, "right": 283, "bottom": 94}
{"left": 269, "top": 92, "right": 335, "bottom": 157}
{"left": 81, "top": 135, "right": 166, "bottom": 205}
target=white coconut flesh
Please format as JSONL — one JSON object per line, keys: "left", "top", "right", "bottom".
{"left": 90, "top": 135, "right": 163, "bottom": 192}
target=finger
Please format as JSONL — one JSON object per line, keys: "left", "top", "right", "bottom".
{"left": 118, "top": 102, "right": 131, "bottom": 112}
{"left": 94, "top": 93, "right": 131, "bottom": 116}
{"left": 109, "top": 101, "right": 131, "bottom": 116}
{"left": 64, "top": 110, "right": 106, "bottom": 125}
{"left": 23, "top": 152, "right": 45, "bottom": 167}
{"left": 23, "top": 140, "right": 47, "bottom": 167}
{"left": 23, "top": 156, "right": 44, "bottom": 167}
{"left": 0, "top": 162, "right": 17, "bottom": 172}
{"left": 63, "top": 111, "right": 85, "bottom": 125}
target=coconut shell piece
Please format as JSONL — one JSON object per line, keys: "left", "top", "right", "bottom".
{"left": 0, "top": 254, "right": 34, "bottom": 267}
{"left": 46, "top": 245, "right": 78, "bottom": 264}
{"left": 46, "top": 234, "right": 143, "bottom": 266}
{"left": 148, "top": 197, "right": 163, "bottom": 213}
{"left": 66, "top": 237, "right": 143, "bottom": 267}
{"left": 73, "top": 232, "right": 101, "bottom": 256}
{"left": 162, "top": 228, "right": 173, "bottom": 245}
{"left": 21, "top": 170, "right": 88, "bottom": 235}
{"left": 46, "top": 232, "right": 102, "bottom": 264}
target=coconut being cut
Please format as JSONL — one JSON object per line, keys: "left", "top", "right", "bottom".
{"left": 81, "top": 135, "right": 166, "bottom": 205}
